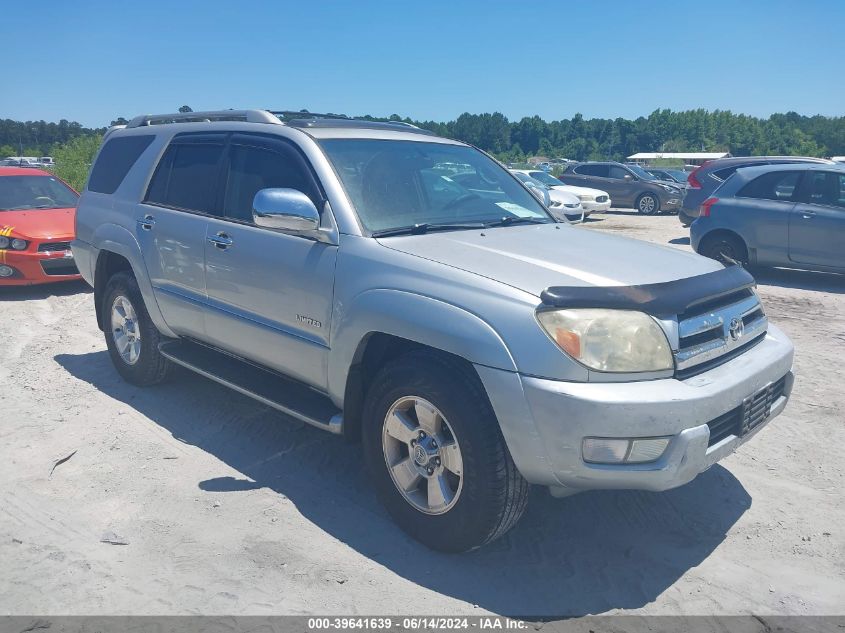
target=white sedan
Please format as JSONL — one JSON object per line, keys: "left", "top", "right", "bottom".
{"left": 510, "top": 171, "right": 585, "bottom": 221}
{"left": 511, "top": 169, "right": 611, "bottom": 213}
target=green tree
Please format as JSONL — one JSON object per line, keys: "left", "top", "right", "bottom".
{"left": 53, "top": 135, "right": 103, "bottom": 191}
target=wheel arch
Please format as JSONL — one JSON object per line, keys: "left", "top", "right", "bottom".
{"left": 696, "top": 228, "right": 750, "bottom": 262}
{"left": 91, "top": 224, "right": 174, "bottom": 336}
{"left": 330, "top": 290, "right": 517, "bottom": 442}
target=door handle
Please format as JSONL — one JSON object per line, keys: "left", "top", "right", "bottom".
{"left": 137, "top": 214, "right": 155, "bottom": 231}
{"left": 802, "top": 210, "right": 816, "bottom": 219}
{"left": 207, "top": 231, "right": 233, "bottom": 249}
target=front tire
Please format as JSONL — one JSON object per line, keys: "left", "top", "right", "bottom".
{"left": 637, "top": 193, "right": 660, "bottom": 215}
{"left": 103, "top": 271, "right": 172, "bottom": 386}
{"left": 362, "top": 351, "right": 529, "bottom": 552}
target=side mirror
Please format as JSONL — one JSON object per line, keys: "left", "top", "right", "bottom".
{"left": 623, "top": 174, "right": 633, "bottom": 182}
{"left": 252, "top": 188, "right": 320, "bottom": 232}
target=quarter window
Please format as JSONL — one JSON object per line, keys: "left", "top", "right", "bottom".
{"left": 737, "top": 171, "right": 801, "bottom": 202}
{"left": 88, "top": 135, "right": 154, "bottom": 194}
{"left": 146, "top": 143, "right": 225, "bottom": 212}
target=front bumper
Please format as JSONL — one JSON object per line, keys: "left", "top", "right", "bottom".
{"left": 0, "top": 240, "right": 81, "bottom": 285}
{"left": 662, "top": 196, "right": 682, "bottom": 209}
{"left": 580, "top": 200, "right": 611, "bottom": 213}
{"left": 477, "top": 324, "right": 794, "bottom": 492}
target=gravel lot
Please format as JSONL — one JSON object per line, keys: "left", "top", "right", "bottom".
{"left": 1, "top": 209, "right": 843, "bottom": 617}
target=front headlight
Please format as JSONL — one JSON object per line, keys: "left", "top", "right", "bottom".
{"left": 0, "top": 236, "right": 9, "bottom": 249}
{"left": 11, "top": 238, "right": 28, "bottom": 250}
{"left": 660, "top": 184, "right": 679, "bottom": 193}
{"left": 563, "top": 203, "right": 580, "bottom": 209}
{"left": 536, "top": 308, "right": 673, "bottom": 372}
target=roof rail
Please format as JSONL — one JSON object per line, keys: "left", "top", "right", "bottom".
{"left": 270, "top": 110, "right": 350, "bottom": 121}
{"left": 273, "top": 112, "right": 434, "bottom": 136}
{"left": 125, "top": 110, "right": 282, "bottom": 128}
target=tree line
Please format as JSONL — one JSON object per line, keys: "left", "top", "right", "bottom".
{"left": 3, "top": 108, "right": 843, "bottom": 185}
{"left": 394, "top": 109, "right": 844, "bottom": 162}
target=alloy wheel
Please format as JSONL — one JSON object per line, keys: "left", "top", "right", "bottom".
{"left": 111, "top": 295, "right": 141, "bottom": 365}
{"left": 381, "top": 396, "right": 464, "bottom": 515}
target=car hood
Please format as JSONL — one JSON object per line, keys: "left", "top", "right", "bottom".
{"left": 377, "top": 223, "right": 723, "bottom": 295}
{"left": 551, "top": 184, "right": 609, "bottom": 198}
{"left": 0, "top": 207, "right": 76, "bottom": 239}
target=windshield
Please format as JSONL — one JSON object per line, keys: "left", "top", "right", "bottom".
{"left": 0, "top": 175, "right": 79, "bottom": 211}
{"left": 627, "top": 164, "right": 657, "bottom": 181}
{"left": 319, "top": 139, "right": 552, "bottom": 233}
{"left": 528, "top": 171, "right": 563, "bottom": 186}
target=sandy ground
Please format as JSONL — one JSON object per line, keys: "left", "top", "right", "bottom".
{"left": 1, "top": 209, "right": 843, "bottom": 617}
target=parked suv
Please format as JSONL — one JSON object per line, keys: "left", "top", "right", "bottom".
{"left": 680, "top": 156, "right": 833, "bottom": 226}
{"left": 561, "top": 161, "right": 684, "bottom": 214}
{"left": 73, "top": 110, "right": 794, "bottom": 552}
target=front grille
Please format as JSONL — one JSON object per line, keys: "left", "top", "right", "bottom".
{"left": 40, "top": 259, "right": 78, "bottom": 276}
{"left": 706, "top": 376, "right": 787, "bottom": 446}
{"left": 675, "top": 288, "right": 768, "bottom": 377}
{"left": 38, "top": 241, "right": 72, "bottom": 253}
{"left": 596, "top": 195, "right": 608, "bottom": 203}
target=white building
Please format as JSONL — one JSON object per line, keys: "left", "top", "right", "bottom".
{"left": 627, "top": 152, "right": 731, "bottom": 166}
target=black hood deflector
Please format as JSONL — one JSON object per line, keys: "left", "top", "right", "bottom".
{"left": 540, "top": 265, "right": 756, "bottom": 316}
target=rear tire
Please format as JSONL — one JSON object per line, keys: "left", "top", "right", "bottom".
{"left": 636, "top": 193, "right": 660, "bottom": 215}
{"left": 362, "top": 350, "right": 529, "bottom": 552}
{"left": 103, "top": 271, "right": 172, "bottom": 386}
{"left": 699, "top": 233, "right": 748, "bottom": 266}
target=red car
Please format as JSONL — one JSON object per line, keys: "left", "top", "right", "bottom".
{"left": 0, "top": 167, "right": 81, "bottom": 285}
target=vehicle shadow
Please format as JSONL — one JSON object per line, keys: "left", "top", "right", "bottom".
{"left": 751, "top": 266, "right": 845, "bottom": 294}
{"left": 668, "top": 236, "right": 690, "bottom": 245}
{"left": 0, "top": 279, "right": 90, "bottom": 302}
{"left": 56, "top": 350, "right": 750, "bottom": 617}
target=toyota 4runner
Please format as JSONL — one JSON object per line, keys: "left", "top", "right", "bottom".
{"left": 73, "top": 110, "right": 794, "bottom": 552}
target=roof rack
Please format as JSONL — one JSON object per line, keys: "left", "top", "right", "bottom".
{"left": 125, "top": 109, "right": 282, "bottom": 128}
{"left": 271, "top": 111, "right": 434, "bottom": 136}
{"left": 123, "top": 109, "right": 434, "bottom": 136}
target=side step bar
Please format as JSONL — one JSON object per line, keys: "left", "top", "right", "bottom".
{"left": 159, "top": 339, "right": 343, "bottom": 434}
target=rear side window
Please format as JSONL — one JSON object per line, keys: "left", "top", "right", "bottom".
{"left": 146, "top": 142, "right": 225, "bottom": 212}
{"left": 713, "top": 166, "right": 741, "bottom": 181}
{"left": 87, "top": 135, "right": 154, "bottom": 194}
{"left": 737, "top": 171, "right": 801, "bottom": 201}
{"left": 574, "top": 164, "right": 608, "bottom": 177}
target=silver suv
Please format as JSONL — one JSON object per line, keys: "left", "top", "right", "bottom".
{"left": 73, "top": 110, "right": 795, "bottom": 552}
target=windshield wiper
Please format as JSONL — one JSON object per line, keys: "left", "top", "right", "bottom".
{"left": 372, "top": 222, "right": 486, "bottom": 237}
{"left": 485, "top": 216, "right": 549, "bottom": 228}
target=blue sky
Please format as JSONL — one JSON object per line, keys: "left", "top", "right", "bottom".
{"left": 2, "top": 0, "right": 843, "bottom": 127}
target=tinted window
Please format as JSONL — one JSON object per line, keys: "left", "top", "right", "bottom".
{"left": 713, "top": 166, "right": 742, "bottom": 181}
{"left": 222, "top": 143, "right": 320, "bottom": 222}
{"left": 146, "top": 143, "right": 224, "bottom": 212}
{"left": 88, "top": 135, "right": 154, "bottom": 194}
{"left": 574, "top": 164, "right": 608, "bottom": 177}
{"left": 737, "top": 171, "right": 801, "bottom": 201}
{"left": 608, "top": 165, "right": 630, "bottom": 180}
{"left": 803, "top": 171, "right": 845, "bottom": 209}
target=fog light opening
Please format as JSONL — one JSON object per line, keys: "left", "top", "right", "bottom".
{"left": 582, "top": 436, "right": 670, "bottom": 465}
{"left": 0, "top": 265, "right": 15, "bottom": 278}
